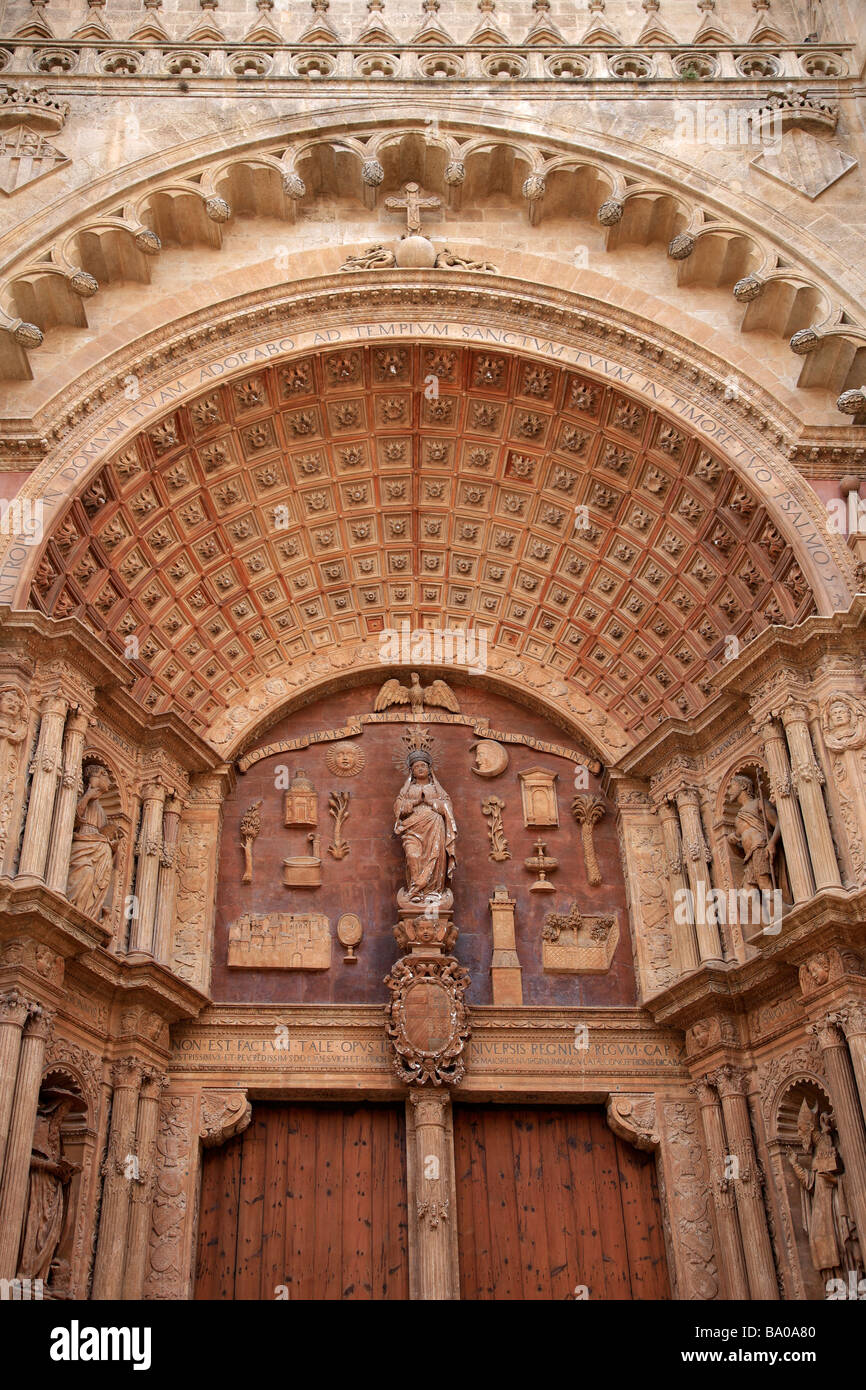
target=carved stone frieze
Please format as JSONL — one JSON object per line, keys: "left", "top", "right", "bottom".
{"left": 659, "top": 1100, "right": 719, "bottom": 1300}
{"left": 143, "top": 1094, "right": 195, "bottom": 1301}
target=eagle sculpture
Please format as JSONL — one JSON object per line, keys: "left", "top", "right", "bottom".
{"left": 374, "top": 672, "right": 460, "bottom": 717}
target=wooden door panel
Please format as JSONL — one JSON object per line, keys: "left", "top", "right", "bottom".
{"left": 454, "top": 1105, "right": 670, "bottom": 1301}
{"left": 195, "top": 1102, "right": 409, "bottom": 1301}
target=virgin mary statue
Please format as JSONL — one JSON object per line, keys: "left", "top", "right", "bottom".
{"left": 393, "top": 749, "right": 457, "bottom": 903}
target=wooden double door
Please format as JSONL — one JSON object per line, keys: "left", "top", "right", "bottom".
{"left": 194, "top": 1100, "right": 669, "bottom": 1300}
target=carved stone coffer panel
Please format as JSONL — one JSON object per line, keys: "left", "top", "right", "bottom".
{"left": 227, "top": 912, "right": 331, "bottom": 969}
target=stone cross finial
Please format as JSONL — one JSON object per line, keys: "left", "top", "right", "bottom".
{"left": 384, "top": 182, "right": 441, "bottom": 236}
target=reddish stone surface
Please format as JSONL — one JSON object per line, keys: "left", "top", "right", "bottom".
{"left": 213, "top": 681, "right": 635, "bottom": 1007}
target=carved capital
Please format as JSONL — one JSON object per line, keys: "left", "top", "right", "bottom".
{"left": 199, "top": 1089, "right": 252, "bottom": 1148}
{"left": 39, "top": 692, "right": 69, "bottom": 720}
{"left": 0, "top": 988, "right": 31, "bottom": 1028}
{"left": 754, "top": 717, "right": 787, "bottom": 753}
{"left": 23, "top": 1002, "right": 54, "bottom": 1042}
{"left": 110, "top": 1056, "right": 145, "bottom": 1090}
{"left": 139, "top": 1068, "right": 168, "bottom": 1100}
{"left": 777, "top": 699, "right": 810, "bottom": 728}
{"left": 710, "top": 1064, "right": 747, "bottom": 1099}
{"left": 409, "top": 1089, "right": 449, "bottom": 1128}
{"left": 140, "top": 781, "right": 167, "bottom": 805}
{"left": 808, "top": 1014, "right": 847, "bottom": 1050}
{"left": 839, "top": 1000, "right": 866, "bottom": 1036}
{"left": 692, "top": 1077, "right": 720, "bottom": 1107}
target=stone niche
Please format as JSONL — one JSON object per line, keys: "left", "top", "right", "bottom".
{"left": 215, "top": 680, "right": 633, "bottom": 1007}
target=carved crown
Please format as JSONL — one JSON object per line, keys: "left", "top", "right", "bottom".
{"left": 751, "top": 87, "right": 838, "bottom": 136}
{"left": 0, "top": 86, "right": 70, "bottom": 133}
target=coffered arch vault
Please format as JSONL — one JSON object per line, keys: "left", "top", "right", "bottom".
{"left": 17, "top": 323, "right": 853, "bottom": 762}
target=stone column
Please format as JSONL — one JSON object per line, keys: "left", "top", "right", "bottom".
{"left": 675, "top": 786, "right": 721, "bottom": 962}
{"left": 122, "top": 1068, "right": 165, "bottom": 1301}
{"left": 0, "top": 1004, "right": 53, "bottom": 1278}
{"left": 488, "top": 887, "right": 522, "bottom": 1004}
{"left": 409, "top": 1089, "right": 458, "bottom": 1300}
{"left": 152, "top": 794, "right": 182, "bottom": 964}
{"left": 809, "top": 1014, "right": 866, "bottom": 1246}
{"left": 713, "top": 1066, "right": 778, "bottom": 1300}
{"left": 756, "top": 716, "right": 813, "bottom": 903}
{"left": 840, "top": 1001, "right": 866, "bottom": 1123}
{"left": 91, "top": 1058, "right": 143, "bottom": 1300}
{"left": 658, "top": 798, "right": 699, "bottom": 973}
{"left": 0, "top": 990, "right": 31, "bottom": 1184}
{"left": 778, "top": 701, "right": 841, "bottom": 891}
{"left": 17, "top": 692, "right": 68, "bottom": 882}
{"left": 129, "top": 784, "right": 166, "bottom": 955}
{"left": 694, "top": 1078, "right": 750, "bottom": 1300}
{"left": 44, "top": 707, "right": 90, "bottom": 895}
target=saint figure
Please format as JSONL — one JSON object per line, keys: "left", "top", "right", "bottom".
{"left": 66, "top": 765, "right": 122, "bottom": 917}
{"left": 727, "top": 772, "right": 780, "bottom": 893}
{"left": 393, "top": 749, "right": 457, "bottom": 902}
{"left": 18, "top": 1090, "right": 80, "bottom": 1282}
{"left": 789, "top": 1104, "right": 861, "bottom": 1281}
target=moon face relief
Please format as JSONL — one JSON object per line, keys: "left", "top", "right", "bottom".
{"left": 325, "top": 741, "right": 366, "bottom": 777}
{"left": 470, "top": 738, "right": 509, "bottom": 778}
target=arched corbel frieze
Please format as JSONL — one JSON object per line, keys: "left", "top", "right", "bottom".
{"left": 1, "top": 109, "right": 863, "bottom": 407}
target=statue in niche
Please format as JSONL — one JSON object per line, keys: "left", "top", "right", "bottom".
{"left": 18, "top": 1088, "right": 81, "bottom": 1282}
{"left": 66, "top": 765, "right": 123, "bottom": 918}
{"left": 393, "top": 749, "right": 457, "bottom": 904}
{"left": 727, "top": 772, "right": 781, "bottom": 895}
{"left": 789, "top": 1102, "right": 861, "bottom": 1281}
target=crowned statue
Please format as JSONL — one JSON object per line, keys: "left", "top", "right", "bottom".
{"left": 393, "top": 748, "right": 457, "bottom": 908}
